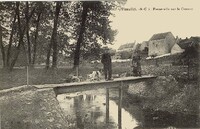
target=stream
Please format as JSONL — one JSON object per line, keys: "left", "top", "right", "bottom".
{"left": 57, "top": 87, "right": 199, "bottom": 129}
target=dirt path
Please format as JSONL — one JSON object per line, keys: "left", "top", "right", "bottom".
{"left": 0, "top": 86, "right": 70, "bottom": 129}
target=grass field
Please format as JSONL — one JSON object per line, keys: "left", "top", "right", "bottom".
{"left": 0, "top": 62, "right": 131, "bottom": 90}
{"left": 0, "top": 61, "right": 198, "bottom": 90}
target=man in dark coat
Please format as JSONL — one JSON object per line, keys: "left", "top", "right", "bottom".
{"left": 101, "top": 48, "right": 112, "bottom": 80}
{"left": 132, "top": 48, "right": 142, "bottom": 76}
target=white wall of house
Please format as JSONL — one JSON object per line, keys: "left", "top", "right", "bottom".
{"left": 171, "top": 43, "right": 184, "bottom": 54}
{"left": 148, "top": 33, "right": 176, "bottom": 57}
{"left": 148, "top": 39, "right": 169, "bottom": 56}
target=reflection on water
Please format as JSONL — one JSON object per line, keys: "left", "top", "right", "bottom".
{"left": 57, "top": 88, "right": 200, "bottom": 129}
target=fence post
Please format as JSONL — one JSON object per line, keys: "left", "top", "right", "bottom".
{"left": 118, "top": 81, "right": 123, "bottom": 129}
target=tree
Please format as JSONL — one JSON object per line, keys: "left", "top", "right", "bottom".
{"left": 29, "top": 2, "right": 54, "bottom": 67}
{"left": 0, "top": 1, "right": 122, "bottom": 71}
{"left": 6, "top": 8, "right": 17, "bottom": 68}
{"left": 9, "top": 2, "right": 37, "bottom": 70}
{"left": 46, "top": 2, "right": 62, "bottom": 69}
{"left": 73, "top": 1, "right": 89, "bottom": 69}
{"left": 9, "top": 2, "right": 26, "bottom": 70}
{"left": 32, "top": 2, "right": 43, "bottom": 66}
{"left": 25, "top": 2, "right": 35, "bottom": 65}
{"left": 52, "top": 2, "right": 62, "bottom": 68}
{"left": 73, "top": 1, "right": 117, "bottom": 69}
{"left": 0, "top": 2, "right": 16, "bottom": 68}
{"left": 0, "top": 25, "right": 6, "bottom": 67}
{"left": 181, "top": 44, "right": 199, "bottom": 79}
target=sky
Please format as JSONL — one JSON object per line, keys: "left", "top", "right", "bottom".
{"left": 108, "top": 0, "right": 200, "bottom": 50}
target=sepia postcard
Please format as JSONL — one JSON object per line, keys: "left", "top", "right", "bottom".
{"left": 0, "top": 0, "right": 199, "bottom": 129}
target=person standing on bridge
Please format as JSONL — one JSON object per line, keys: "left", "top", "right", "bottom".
{"left": 132, "top": 45, "right": 142, "bottom": 76}
{"left": 101, "top": 47, "right": 112, "bottom": 80}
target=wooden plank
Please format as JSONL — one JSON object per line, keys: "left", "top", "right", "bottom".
{"left": 34, "top": 75, "right": 156, "bottom": 89}
{"left": 33, "top": 75, "right": 156, "bottom": 95}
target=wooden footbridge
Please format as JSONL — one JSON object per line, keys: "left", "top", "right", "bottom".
{"left": 34, "top": 75, "right": 156, "bottom": 129}
{"left": 34, "top": 75, "right": 156, "bottom": 95}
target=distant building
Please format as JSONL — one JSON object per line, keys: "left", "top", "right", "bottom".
{"left": 118, "top": 42, "right": 136, "bottom": 52}
{"left": 171, "top": 37, "right": 184, "bottom": 54}
{"left": 139, "top": 41, "right": 149, "bottom": 52}
{"left": 117, "top": 42, "right": 136, "bottom": 59}
{"left": 171, "top": 43, "right": 184, "bottom": 54}
{"left": 138, "top": 41, "right": 149, "bottom": 58}
{"left": 148, "top": 32, "right": 176, "bottom": 57}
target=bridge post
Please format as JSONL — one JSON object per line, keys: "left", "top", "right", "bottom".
{"left": 106, "top": 88, "right": 109, "bottom": 124}
{"left": 118, "top": 81, "right": 123, "bottom": 129}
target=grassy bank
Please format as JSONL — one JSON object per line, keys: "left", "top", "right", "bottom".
{"left": 0, "top": 63, "right": 130, "bottom": 90}
{"left": 0, "top": 61, "right": 198, "bottom": 90}
{"left": 0, "top": 86, "right": 72, "bottom": 129}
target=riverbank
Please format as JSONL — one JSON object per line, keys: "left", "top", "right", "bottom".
{"left": 0, "top": 86, "right": 73, "bottom": 129}
{"left": 127, "top": 75, "right": 199, "bottom": 115}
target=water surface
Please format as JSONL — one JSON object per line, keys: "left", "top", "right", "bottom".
{"left": 57, "top": 87, "right": 199, "bottom": 129}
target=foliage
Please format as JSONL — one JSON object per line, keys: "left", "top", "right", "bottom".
{"left": 72, "top": 1, "right": 118, "bottom": 68}
{"left": 0, "top": 1, "right": 121, "bottom": 70}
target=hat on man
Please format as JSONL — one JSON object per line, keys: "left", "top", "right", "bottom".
{"left": 102, "top": 46, "right": 110, "bottom": 53}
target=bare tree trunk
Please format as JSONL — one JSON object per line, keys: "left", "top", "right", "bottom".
{"left": 6, "top": 12, "right": 17, "bottom": 67}
{"left": 73, "top": 2, "right": 89, "bottom": 69}
{"left": 46, "top": 2, "right": 62, "bottom": 70}
{"left": 25, "top": 2, "right": 31, "bottom": 65}
{"left": 9, "top": 2, "right": 25, "bottom": 71}
{"left": 10, "top": 2, "right": 35, "bottom": 71}
{"left": 52, "top": 2, "right": 62, "bottom": 69}
{"left": 32, "top": 12, "right": 41, "bottom": 67}
{"left": 46, "top": 40, "right": 52, "bottom": 69}
{"left": 0, "top": 25, "right": 6, "bottom": 68}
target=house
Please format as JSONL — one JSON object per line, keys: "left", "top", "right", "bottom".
{"left": 171, "top": 43, "right": 184, "bottom": 54}
{"left": 118, "top": 42, "right": 136, "bottom": 52}
{"left": 171, "top": 37, "right": 184, "bottom": 54}
{"left": 116, "top": 42, "right": 136, "bottom": 59}
{"left": 148, "top": 32, "right": 176, "bottom": 57}
{"left": 138, "top": 41, "right": 149, "bottom": 58}
{"left": 139, "top": 41, "right": 149, "bottom": 52}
